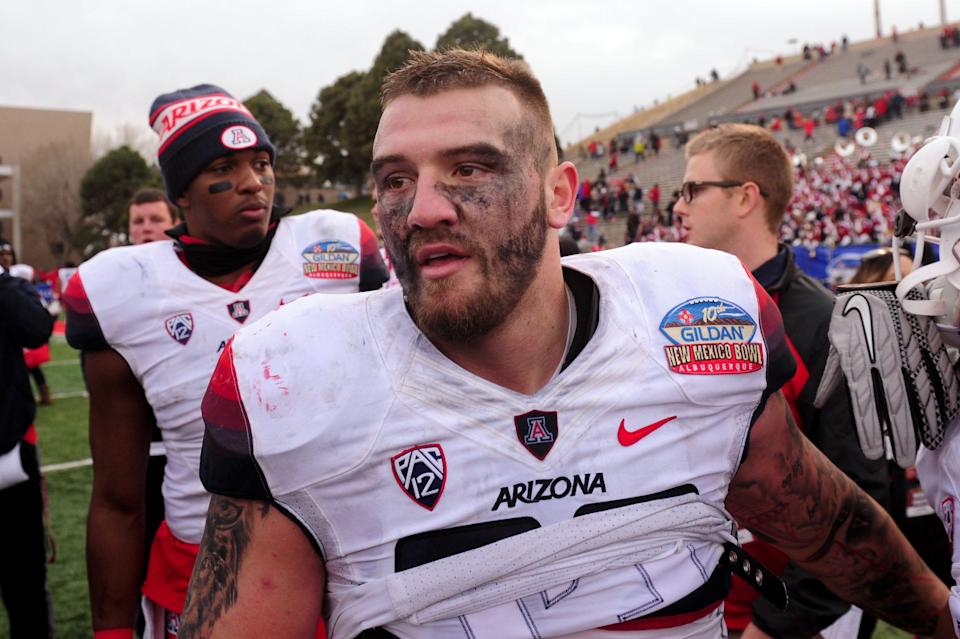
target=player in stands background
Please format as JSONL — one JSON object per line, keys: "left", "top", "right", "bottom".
{"left": 675, "top": 123, "right": 892, "bottom": 638}
{"left": 182, "top": 50, "right": 952, "bottom": 639}
{"left": 63, "top": 84, "right": 387, "bottom": 639}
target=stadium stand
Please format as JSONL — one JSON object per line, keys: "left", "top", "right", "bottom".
{"left": 570, "top": 23, "right": 960, "bottom": 251}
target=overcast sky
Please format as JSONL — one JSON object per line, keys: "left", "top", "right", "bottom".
{"left": 3, "top": 0, "right": 957, "bottom": 152}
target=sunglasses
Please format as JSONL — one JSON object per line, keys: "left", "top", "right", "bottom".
{"left": 680, "top": 180, "right": 768, "bottom": 203}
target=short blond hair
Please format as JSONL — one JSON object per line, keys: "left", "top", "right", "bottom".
{"left": 685, "top": 124, "right": 793, "bottom": 233}
{"left": 381, "top": 49, "right": 555, "bottom": 167}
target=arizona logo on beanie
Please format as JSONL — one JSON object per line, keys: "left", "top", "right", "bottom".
{"left": 149, "top": 84, "right": 275, "bottom": 200}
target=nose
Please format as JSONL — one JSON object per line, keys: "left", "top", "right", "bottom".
{"left": 673, "top": 197, "right": 689, "bottom": 218}
{"left": 406, "top": 174, "right": 458, "bottom": 230}
{"left": 236, "top": 165, "right": 264, "bottom": 194}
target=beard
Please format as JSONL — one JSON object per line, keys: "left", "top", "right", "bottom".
{"left": 394, "top": 197, "right": 549, "bottom": 344}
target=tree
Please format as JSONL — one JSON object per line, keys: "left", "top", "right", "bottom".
{"left": 244, "top": 90, "right": 304, "bottom": 185}
{"left": 91, "top": 122, "right": 156, "bottom": 162}
{"left": 304, "top": 71, "right": 369, "bottom": 195}
{"left": 79, "top": 146, "right": 158, "bottom": 255}
{"left": 306, "top": 31, "right": 423, "bottom": 195}
{"left": 340, "top": 30, "right": 424, "bottom": 194}
{"left": 370, "top": 29, "right": 425, "bottom": 80}
{"left": 19, "top": 141, "right": 91, "bottom": 266}
{"left": 435, "top": 13, "right": 522, "bottom": 59}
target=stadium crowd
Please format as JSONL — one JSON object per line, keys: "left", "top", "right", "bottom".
{"left": 569, "top": 152, "right": 909, "bottom": 254}
{"left": 781, "top": 155, "right": 907, "bottom": 248}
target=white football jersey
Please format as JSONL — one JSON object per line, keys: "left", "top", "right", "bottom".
{"left": 203, "top": 242, "right": 793, "bottom": 638}
{"left": 70, "top": 209, "right": 381, "bottom": 543}
{"left": 916, "top": 421, "right": 960, "bottom": 638}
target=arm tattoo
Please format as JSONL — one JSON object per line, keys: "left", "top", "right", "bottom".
{"left": 727, "top": 398, "right": 945, "bottom": 635}
{"left": 179, "top": 496, "right": 271, "bottom": 638}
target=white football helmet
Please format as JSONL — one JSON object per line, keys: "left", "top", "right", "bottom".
{"left": 895, "top": 99, "right": 960, "bottom": 344}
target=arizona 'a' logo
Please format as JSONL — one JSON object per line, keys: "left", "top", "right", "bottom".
{"left": 942, "top": 496, "right": 955, "bottom": 545}
{"left": 514, "top": 410, "right": 559, "bottom": 460}
{"left": 220, "top": 125, "right": 257, "bottom": 150}
{"left": 227, "top": 300, "right": 251, "bottom": 324}
{"left": 164, "top": 313, "right": 194, "bottom": 346}
{"left": 391, "top": 444, "right": 446, "bottom": 510}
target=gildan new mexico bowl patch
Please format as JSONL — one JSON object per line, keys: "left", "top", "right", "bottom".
{"left": 659, "top": 297, "right": 764, "bottom": 375}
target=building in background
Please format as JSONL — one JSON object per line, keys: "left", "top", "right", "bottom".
{"left": 0, "top": 106, "right": 92, "bottom": 269}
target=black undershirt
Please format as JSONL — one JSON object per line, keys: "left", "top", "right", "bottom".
{"left": 164, "top": 206, "right": 287, "bottom": 277}
{"left": 560, "top": 265, "right": 601, "bottom": 371}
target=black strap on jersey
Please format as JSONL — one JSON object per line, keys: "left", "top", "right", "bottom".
{"left": 560, "top": 265, "right": 600, "bottom": 372}
{"left": 719, "top": 541, "right": 788, "bottom": 610}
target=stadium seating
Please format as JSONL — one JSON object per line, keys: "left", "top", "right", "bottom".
{"left": 570, "top": 23, "right": 960, "bottom": 249}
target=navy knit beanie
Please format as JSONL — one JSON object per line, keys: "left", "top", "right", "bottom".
{"left": 149, "top": 84, "right": 275, "bottom": 201}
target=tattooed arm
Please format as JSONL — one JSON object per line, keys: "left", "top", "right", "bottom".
{"left": 726, "top": 391, "right": 953, "bottom": 637}
{"left": 179, "top": 496, "right": 325, "bottom": 639}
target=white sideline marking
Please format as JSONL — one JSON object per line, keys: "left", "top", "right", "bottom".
{"left": 41, "top": 443, "right": 166, "bottom": 474}
{"left": 50, "top": 390, "right": 88, "bottom": 400}
{"left": 42, "top": 458, "right": 92, "bottom": 473}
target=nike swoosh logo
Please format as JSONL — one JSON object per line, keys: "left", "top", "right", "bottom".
{"left": 841, "top": 294, "right": 876, "bottom": 363}
{"left": 618, "top": 416, "right": 677, "bottom": 446}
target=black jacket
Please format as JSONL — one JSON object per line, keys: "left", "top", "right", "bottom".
{"left": 0, "top": 271, "right": 54, "bottom": 454}
{"left": 751, "top": 245, "right": 890, "bottom": 637}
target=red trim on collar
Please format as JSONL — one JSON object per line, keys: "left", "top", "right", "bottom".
{"left": 174, "top": 252, "right": 253, "bottom": 292}
{"left": 175, "top": 234, "right": 210, "bottom": 246}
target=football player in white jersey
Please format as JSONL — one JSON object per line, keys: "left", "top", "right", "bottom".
{"left": 64, "top": 84, "right": 388, "bottom": 639}
{"left": 183, "top": 53, "right": 952, "bottom": 639}
{"left": 819, "top": 97, "right": 960, "bottom": 639}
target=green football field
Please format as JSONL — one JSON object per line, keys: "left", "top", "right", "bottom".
{"left": 0, "top": 338, "right": 912, "bottom": 638}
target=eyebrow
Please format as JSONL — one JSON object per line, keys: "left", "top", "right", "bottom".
{"left": 370, "top": 154, "right": 407, "bottom": 177}
{"left": 439, "top": 143, "right": 507, "bottom": 164}
{"left": 370, "top": 143, "right": 508, "bottom": 177}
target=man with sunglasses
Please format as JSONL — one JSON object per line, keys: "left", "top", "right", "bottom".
{"left": 676, "top": 123, "right": 890, "bottom": 639}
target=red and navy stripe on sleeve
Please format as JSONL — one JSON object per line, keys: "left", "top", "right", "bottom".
{"left": 738, "top": 266, "right": 798, "bottom": 463}
{"left": 199, "top": 339, "right": 271, "bottom": 501}
{"left": 746, "top": 266, "right": 795, "bottom": 398}
{"left": 357, "top": 219, "right": 389, "bottom": 292}
{"left": 63, "top": 271, "right": 109, "bottom": 351}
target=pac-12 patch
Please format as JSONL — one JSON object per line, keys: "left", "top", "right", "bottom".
{"left": 659, "top": 297, "right": 764, "bottom": 375}
{"left": 302, "top": 240, "right": 360, "bottom": 279}
{"left": 391, "top": 444, "right": 446, "bottom": 510}
{"left": 164, "top": 312, "right": 194, "bottom": 346}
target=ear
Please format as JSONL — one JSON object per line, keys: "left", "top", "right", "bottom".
{"left": 175, "top": 194, "right": 189, "bottom": 210}
{"left": 737, "top": 181, "right": 765, "bottom": 221}
{"left": 545, "top": 161, "right": 579, "bottom": 230}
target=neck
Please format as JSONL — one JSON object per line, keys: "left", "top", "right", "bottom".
{"left": 167, "top": 208, "right": 282, "bottom": 281}
{"left": 429, "top": 255, "right": 569, "bottom": 395}
{"left": 203, "top": 260, "right": 261, "bottom": 287}
{"left": 731, "top": 233, "right": 779, "bottom": 272}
